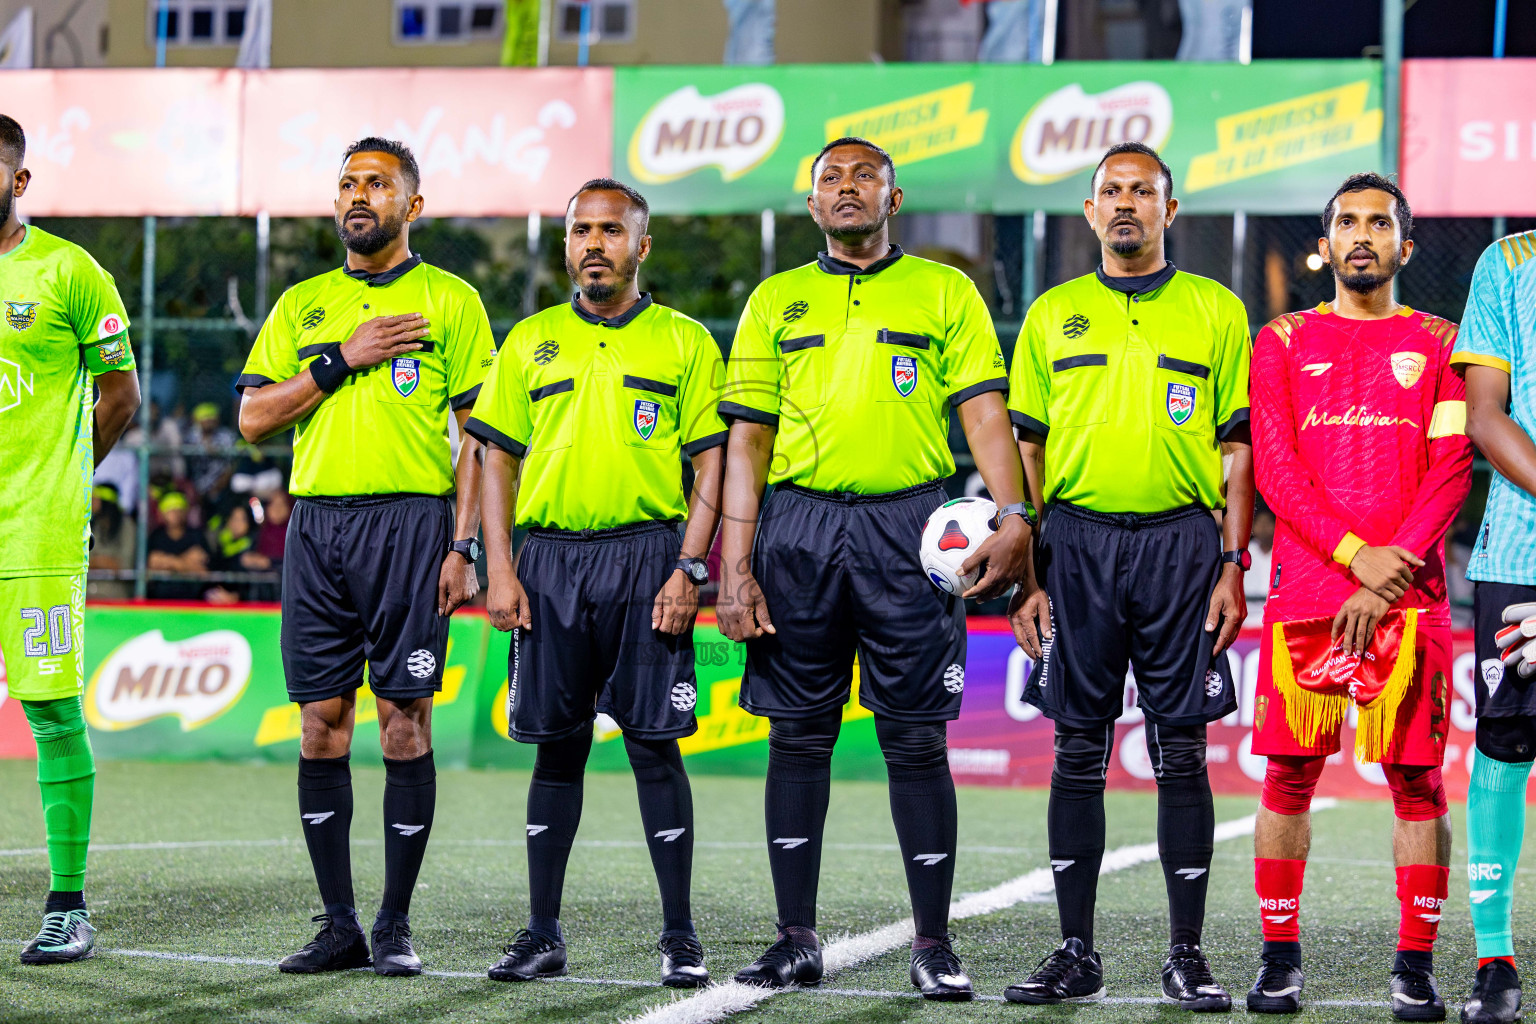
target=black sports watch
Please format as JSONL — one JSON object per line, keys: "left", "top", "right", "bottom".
{"left": 675, "top": 557, "right": 709, "bottom": 585}
{"left": 1221, "top": 549, "right": 1252, "bottom": 571}
{"left": 450, "top": 538, "right": 483, "bottom": 564}
{"left": 993, "top": 501, "right": 1038, "bottom": 529}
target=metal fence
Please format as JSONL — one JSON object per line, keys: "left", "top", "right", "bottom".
{"left": 44, "top": 211, "right": 1518, "bottom": 608}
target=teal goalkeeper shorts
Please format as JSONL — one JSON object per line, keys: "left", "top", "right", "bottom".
{"left": 0, "top": 574, "right": 86, "bottom": 701}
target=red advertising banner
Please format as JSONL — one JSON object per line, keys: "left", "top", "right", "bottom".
{"left": 3, "top": 69, "right": 244, "bottom": 216}
{"left": 1401, "top": 58, "right": 1536, "bottom": 216}
{"left": 2, "top": 68, "right": 612, "bottom": 217}
{"left": 238, "top": 68, "right": 612, "bottom": 217}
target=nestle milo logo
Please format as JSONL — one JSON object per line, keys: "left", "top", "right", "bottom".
{"left": 85, "top": 629, "right": 252, "bottom": 732}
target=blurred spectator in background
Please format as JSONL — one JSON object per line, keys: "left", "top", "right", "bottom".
{"left": 146, "top": 491, "right": 209, "bottom": 600}
{"left": 209, "top": 502, "right": 275, "bottom": 604}
{"left": 120, "top": 400, "right": 186, "bottom": 481}
{"left": 93, "top": 445, "right": 139, "bottom": 518}
{"left": 188, "top": 401, "right": 238, "bottom": 499}
{"left": 256, "top": 491, "right": 290, "bottom": 566}
{"left": 1245, "top": 506, "right": 1276, "bottom": 626}
{"left": 230, "top": 442, "right": 286, "bottom": 499}
{"left": 87, "top": 484, "right": 137, "bottom": 600}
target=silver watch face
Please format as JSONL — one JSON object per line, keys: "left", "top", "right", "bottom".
{"left": 683, "top": 560, "right": 708, "bottom": 583}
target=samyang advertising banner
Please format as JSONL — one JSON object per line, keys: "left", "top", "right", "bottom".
{"left": 614, "top": 61, "right": 1384, "bottom": 215}
{"left": 1401, "top": 58, "right": 1536, "bottom": 217}
{"left": 0, "top": 606, "right": 1505, "bottom": 803}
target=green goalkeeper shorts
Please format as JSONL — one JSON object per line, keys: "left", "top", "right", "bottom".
{"left": 0, "top": 574, "right": 86, "bottom": 702}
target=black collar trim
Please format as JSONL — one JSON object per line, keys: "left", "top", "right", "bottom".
{"left": 570, "top": 291, "right": 653, "bottom": 328}
{"left": 816, "top": 244, "right": 905, "bottom": 277}
{"left": 1095, "top": 261, "right": 1177, "bottom": 296}
{"left": 343, "top": 253, "right": 423, "bottom": 287}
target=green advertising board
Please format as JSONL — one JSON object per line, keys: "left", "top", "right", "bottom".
{"left": 65, "top": 607, "right": 889, "bottom": 780}
{"left": 614, "top": 61, "right": 1383, "bottom": 215}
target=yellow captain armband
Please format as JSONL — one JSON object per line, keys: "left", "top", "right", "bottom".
{"left": 1332, "top": 532, "right": 1367, "bottom": 567}
{"left": 1427, "top": 400, "right": 1467, "bottom": 439}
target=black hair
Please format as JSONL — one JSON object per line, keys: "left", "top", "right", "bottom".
{"left": 810, "top": 136, "right": 897, "bottom": 186}
{"left": 1092, "top": 141, "right": 1173, "bottom": 198}
{"left": 566, "top": 177, "right": 650, "bottom": 229}
{"left": 340, "top": 137, "right": 421, "bottom": 193}
{"left": 0, "top": 114, "right": 24, "bottom": 170}
{"left": 1322, "top": 172, "right": 1413, "bottom": 240}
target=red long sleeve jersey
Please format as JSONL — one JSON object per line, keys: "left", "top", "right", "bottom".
{"left": 1252, "top": 304, "right": 1473, "bottom": 628}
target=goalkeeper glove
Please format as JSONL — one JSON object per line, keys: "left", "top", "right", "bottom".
{"left": 1496, "top": 602, "right": 1536, "bottom": 678}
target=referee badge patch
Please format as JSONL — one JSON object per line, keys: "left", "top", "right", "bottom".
{"left": 1165, "top": 382, "right": 1196, "bottom": 425}
{"left": 891, "top": 355, "right": 917, "bottom": 397}
{"left": 391, "top": 357, "right": 421, "bottom": 397}
{"left": 634, "top": 398, "right": 659, "bottom": 440}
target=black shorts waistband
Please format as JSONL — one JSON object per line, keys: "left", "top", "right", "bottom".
{"left": 775, "top": 481, "right": 945, "bottom": 505}
{"left": 526, "top": 520, "right": 680, "bottom": 542}
{"left": 297, "top": 492, "right": 447, "bottom": 510}
{"left": 1052, "top": 501, "right": 1211, "bottom": 530}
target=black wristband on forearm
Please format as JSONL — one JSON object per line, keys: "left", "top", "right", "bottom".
{"left": 308, "top": 343, "right": 354, "bottom": 394}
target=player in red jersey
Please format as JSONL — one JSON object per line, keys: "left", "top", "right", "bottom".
{"left": 1246, "top": 174, "right": 1473, "bottom": 1020}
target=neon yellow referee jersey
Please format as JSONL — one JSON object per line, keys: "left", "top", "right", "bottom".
{"left": 237, "top": 256, "right": 497, "bottom": 497}
{"left": 1009, "top": 264, "right": 1251, "bottom": 514}
{"left": 465, "top": 294, "right": 728, "bottom": 531}
{"left": 720, "top": 247, "right": 1007, "bottom": 494}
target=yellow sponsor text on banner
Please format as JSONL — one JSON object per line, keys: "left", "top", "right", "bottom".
{"left": 1185, "top": 80, "right": 1381, "bottom": 193}
{"left": 793, "top": 82, "right": 989, "bottom": 192}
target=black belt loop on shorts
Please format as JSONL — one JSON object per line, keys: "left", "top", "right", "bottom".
{"left": 775, "top": 481, "right": 945, "bottom": 505}
{"left": 1052, "top": 500, "right": 1209, "bottom": 531}
{"left": 298, "top": 492, "right": 444, "bottom": 510}
{"left": 527, "top": 519, "right": 681, "bottom": 542}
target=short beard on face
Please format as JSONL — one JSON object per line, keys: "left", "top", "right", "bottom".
{"left": 567, "top": 249, "right": 640, "bottom": 304}
{"left": 1105, "top": 220, "right": 1145, "bottom": 256}
{"left": 815, "top": 198, "right": 888, "bottom": 244}
{"left": 1332, "top": 248, "right": 1402, "bottom": 294}
{"left": 335, "top": 209, "right": 404, "bottom": 257}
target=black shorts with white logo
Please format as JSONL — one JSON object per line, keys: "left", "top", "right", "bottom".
{"left": 738, "top": 481, "right": 967, "bottom": 723}
{"left": 282, "top": 493, "right": 454, "bottom": 704}
{"left": 1473, "top": 581, "right": 1536, "bottom": 718}
{"left": 509, "top": 520, "right": 698, "bottom": 743}
{"left": 1024, "top": 502, "right": 1236, "bottom": 728}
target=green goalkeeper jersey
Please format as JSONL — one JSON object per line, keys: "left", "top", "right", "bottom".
{"left": 0, "top": 226, "right": 135, "bottom": 577}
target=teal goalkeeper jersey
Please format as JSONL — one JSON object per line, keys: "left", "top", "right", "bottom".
{"left": 1452, "top": 231, "right": 1536, "bottom": 584}
{"left": 0, "top": 226, "right": 135, "bottom": 577}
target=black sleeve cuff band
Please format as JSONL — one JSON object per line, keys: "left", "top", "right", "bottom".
{"left": 949, "top": 376, "right": 1009, "bottom": 408}
{"left": 450, "top": 384, "right": 483, "bottom": 411}
{"left": 718, "top": 400, "right": 779, "bottom": 427}
{"left": 1009, "top": 409, "right": 1050, "bottom": 438}
{"left": 234, "top": 373, "right": 274, "bottom": 394}
{"left": 308, "top": 343, "right": 354, "bottom": 393}
{"left": 682, "top": 431, "right": 729, "bottom": 458}
{"left": 1216, "top": 407, "right": 1251, "bottom": 441}
{"left": 464, "top": 417, "right": 528, "bottom": 458}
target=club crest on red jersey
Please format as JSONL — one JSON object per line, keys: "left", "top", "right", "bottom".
{"left": 391, "top": 357, "right": 421, "bottom": 397}
{"left": 1391, "top": 351, "right": 1427, "bottom": 389}
{"left": 1166, "top": 382, "right": 1195, "bottom": 425}
{"left": 634, "top": 398, "right": 659, "bottom": 440}
{"left": 892, "top": 355, "right": 917, "bottom": 397}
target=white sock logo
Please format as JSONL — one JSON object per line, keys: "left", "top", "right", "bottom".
{"left": 392, "top": 823, "right": 424, "bottom": 837}
{"left": 302, "top": 812, "right": 334, "bottom": 825}
{"left": 1051, "top": 859, "right": 1075, "bottom": 872}
{"left": 912, "top": 853, "right": 948, "bottom": 866}
{"left": 1176, "top": 868, "right": 1207, "bottom": 880}
{"left": 653, "top": 828, "right": 687, "bottom": 843}
{"left": 526, "top": 824, "right": 549, "bottom": 836}
{"left": 1264, "top": 914, "right": 1294, "bottom": 924}
{"left": 1471, "top": 889, "right": 1498, "bottom": 905}
{"left": 773, "top": 838, "right": 808, "bottom": 849}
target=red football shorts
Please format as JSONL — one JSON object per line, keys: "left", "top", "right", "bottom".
{"left": 1252, "top": 620, "right": 1451, "bottom": 766}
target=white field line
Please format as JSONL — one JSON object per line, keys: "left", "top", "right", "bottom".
{"left": 106, "top": 947, "right": 663, "bottom": 986}
{"left": 619, "top": 800, "right": 1338, "bottom": 1024}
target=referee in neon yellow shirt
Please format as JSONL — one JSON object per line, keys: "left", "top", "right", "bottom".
{"left": 237, "top": 138, "right": 496, "bottom": 978}
{"left": 1003, "top": 143, "right": 1254, "bottom": 1010}
{"left": 717, "top": 137, "right": 1033, "bottom": 1001}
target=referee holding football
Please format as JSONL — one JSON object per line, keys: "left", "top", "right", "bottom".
{"left": 237, "top": 138, "right": 496, "bottom": 978}
{"left": 718, "top": 137, "right": 1032, "bottom": 1001}
{"left": 1004, "top": 142, "right": 1253, "bottom": 1011}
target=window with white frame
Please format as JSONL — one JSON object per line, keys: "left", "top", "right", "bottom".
{"left": 555, "top": 0, "right": 637, "bottom": 44}
{"left": 394, "top": 1, "right": 503, "bottom": 44}
{"left": 144, "top": 0, "right": 247, "bottom": 47}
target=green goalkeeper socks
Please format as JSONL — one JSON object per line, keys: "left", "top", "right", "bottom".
{"left": 1466, "top": 752, "right": 1533, "bottom": 959}
{"left": 21, "top": 697, "right": 96, "bottom": 893}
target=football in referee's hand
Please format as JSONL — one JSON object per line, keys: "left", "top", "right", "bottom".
{"left": 919, "top": 497, "right": 997, "bottom": 595}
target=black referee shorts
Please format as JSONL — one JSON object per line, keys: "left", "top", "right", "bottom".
{"left": 1024, "top": 501, "right": 1236, "bottom": 728}
{"left": 739, "top": 481, "right": 967, "bottom": 723}
{"left": 281, "top": 493, "right": 453, "bottom": 704}
{"left": 1473, "top": 581, "right": 1536, "bottom": 718}
{"left": 509, "top": 520, "right": 698, "bottom": 743}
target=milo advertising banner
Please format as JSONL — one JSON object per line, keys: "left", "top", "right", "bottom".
{"left": 0, "top": 606, "right": 1506, "bottom": 802}
{"left": 614, "top": 61, "right": 1383, "bottom": 215}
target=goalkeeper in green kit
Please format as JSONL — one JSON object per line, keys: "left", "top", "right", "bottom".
{"left": 0, "top": 114, "right": 141, "bottom": 963}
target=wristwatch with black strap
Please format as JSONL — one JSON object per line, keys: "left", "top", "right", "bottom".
{"left": 1221, "top": 549, "right": 1251, "bottom": 571}
{"left": 675, "top": 557, "right": 709, "bottom": 585}
{"left": 450, "top": 537, "right": 483, "bottom": 564}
